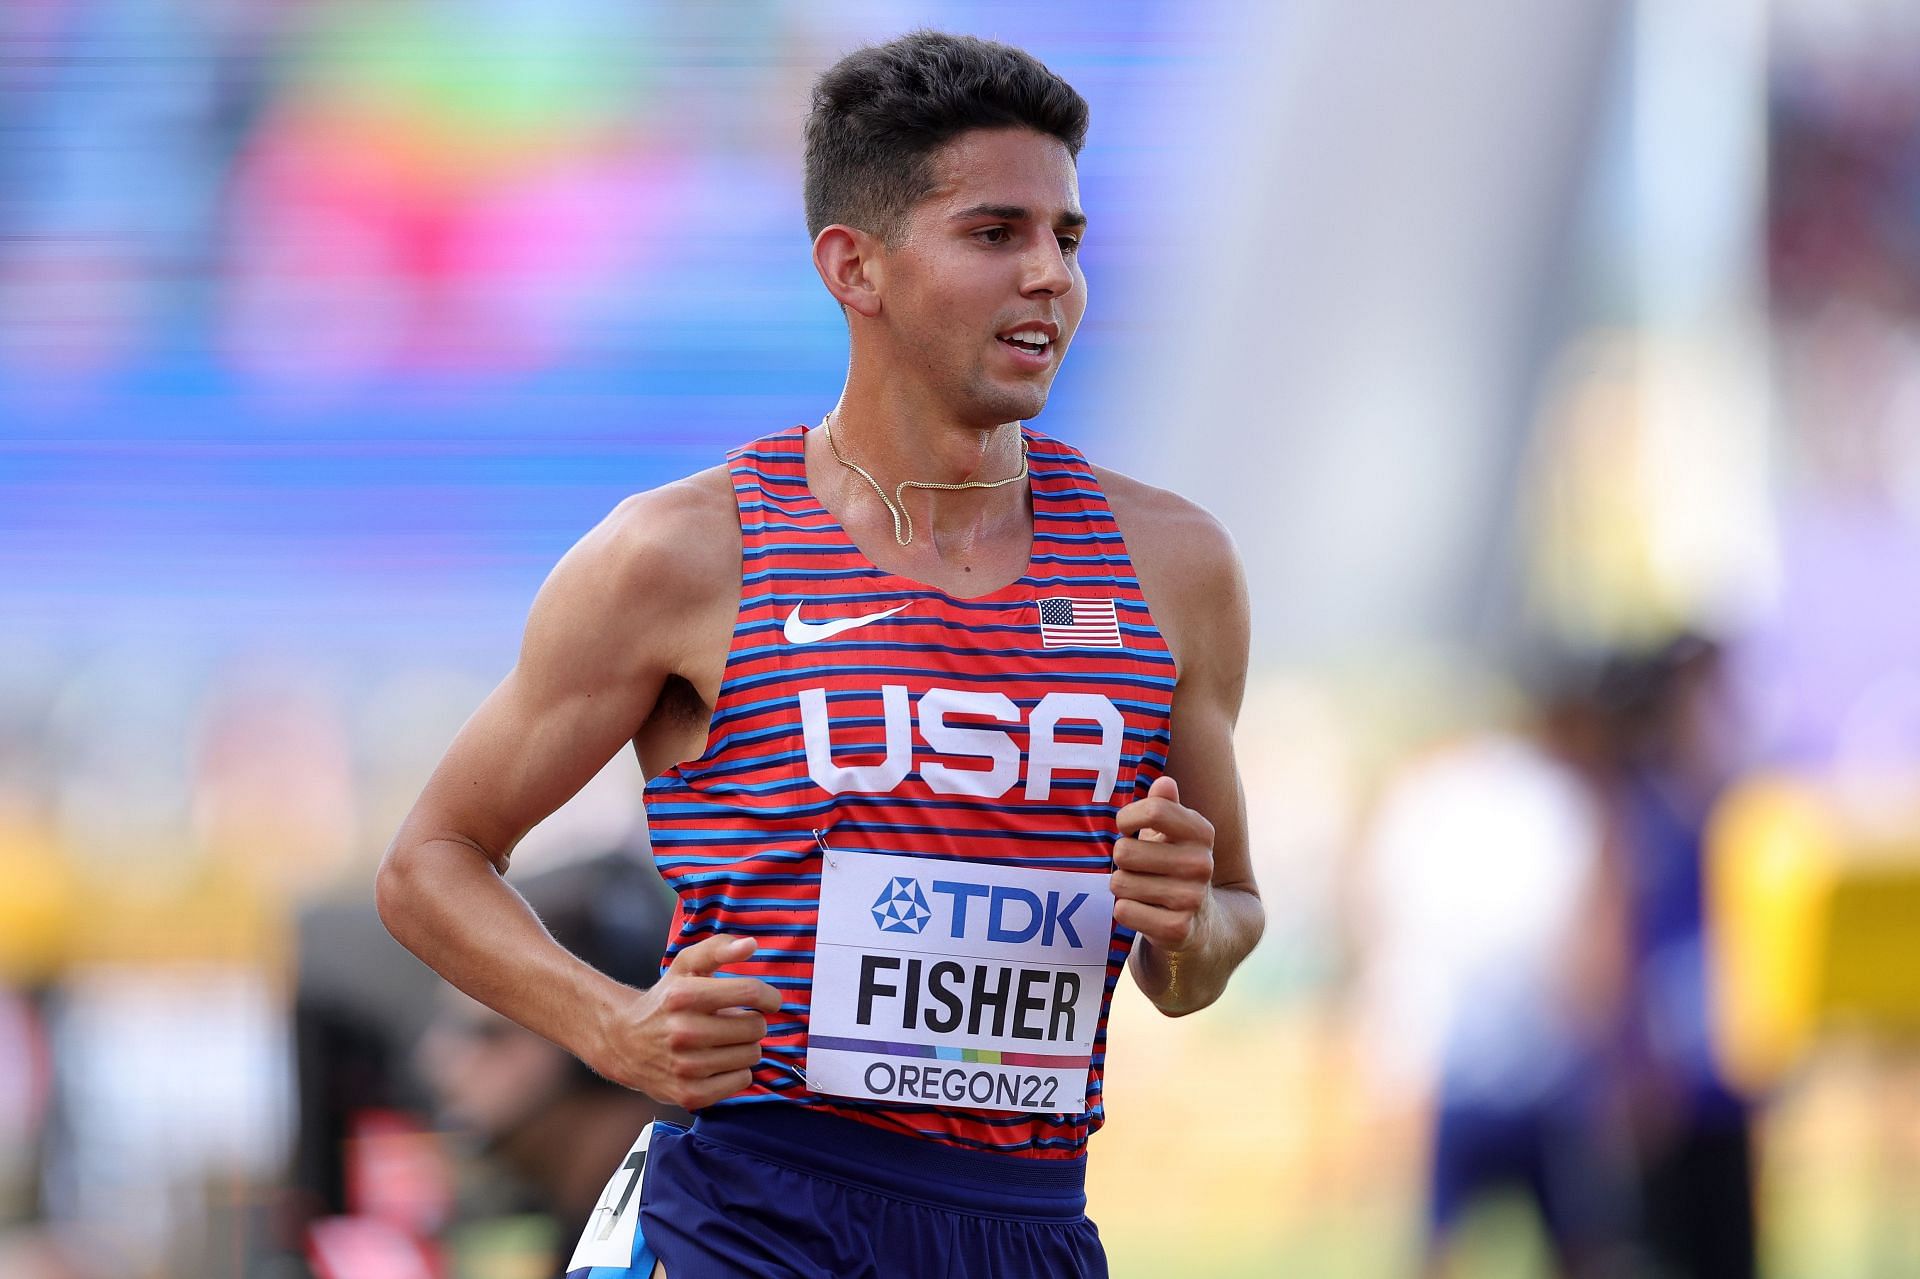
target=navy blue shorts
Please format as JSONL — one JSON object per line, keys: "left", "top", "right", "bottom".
{"left": 574, "top": 1104, "right": 1107, "bottom": 1278}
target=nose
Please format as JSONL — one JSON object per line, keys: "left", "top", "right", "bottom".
{"left": 1021, "top": 235, "right": 1075, "bottom": 299}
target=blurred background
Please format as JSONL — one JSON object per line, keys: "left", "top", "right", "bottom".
{"left": 5, "top": 0, "right": 1920, "bottom": 1275}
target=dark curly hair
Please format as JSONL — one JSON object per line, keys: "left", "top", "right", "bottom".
{"left": 804, "top": 30, "right": 1090, "bottom": 243}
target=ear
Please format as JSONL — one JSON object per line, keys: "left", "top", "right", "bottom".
{"left": 812, "top": 225, "right": 885, "bottom": 319}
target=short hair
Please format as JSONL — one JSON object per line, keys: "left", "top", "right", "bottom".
{"left": 804, "top": 31, "right": 1090, "bottom": 242}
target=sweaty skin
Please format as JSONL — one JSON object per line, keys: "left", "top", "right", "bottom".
{"left": 376, "top": 129, "right": 1263, "bottom": 1257}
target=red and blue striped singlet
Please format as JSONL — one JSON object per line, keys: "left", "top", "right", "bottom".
{"left": 644, "top": 424, "right": 1176, "bottom": 1158}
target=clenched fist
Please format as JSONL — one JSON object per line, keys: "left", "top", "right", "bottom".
{"left": 589, "top": 933, "right": 780, "bottom": 1111}
{"left": 1110, "top": 775, "right": 1216, "bottom": 952}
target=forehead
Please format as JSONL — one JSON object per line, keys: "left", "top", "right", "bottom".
{"left": 918, "top": 127, "right": 1082, "bottom": 218}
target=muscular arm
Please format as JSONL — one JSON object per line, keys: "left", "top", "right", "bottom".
{"left": 375, "top": 471, "right": 770, "bottom": 1103}
{"left": 1099, "top": 469, "right": 1264, "bottom": 1015}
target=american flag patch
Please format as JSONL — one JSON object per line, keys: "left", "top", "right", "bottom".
{"left": 1038, "top": 597, "right": 1123, "bottom": 648}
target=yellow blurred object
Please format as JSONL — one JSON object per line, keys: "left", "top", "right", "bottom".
{"left": 0, "top": 818, "right": 289, "bottom": 980}
{"left": 0, "top": 819, "right": 79, "bottom": 982}
{"left": 1710, "top": 776, "right": 1920, "bottom": 1090}
{"left": 66, "top": 857, "right": 288, "bottom": 972}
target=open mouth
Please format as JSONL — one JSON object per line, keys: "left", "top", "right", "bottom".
{"left": 997, "top": 327, "right": 1054, "bottom": 358}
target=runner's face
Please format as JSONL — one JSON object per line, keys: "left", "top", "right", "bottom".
{"left": 879, "top": 128, "right": 1087, "bottom": 426}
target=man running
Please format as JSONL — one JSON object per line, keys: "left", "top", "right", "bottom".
{"left": 378, "top": 30, "right": 1263, "bottom": 1278}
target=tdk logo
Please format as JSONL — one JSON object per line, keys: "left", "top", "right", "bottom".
{"left": 870, "top": 877, "right": 931, "bottom": 934}
{"left": 921, "top": 875, "right": 1090, "bottom": 944}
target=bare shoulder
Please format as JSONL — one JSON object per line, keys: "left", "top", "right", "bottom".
{"left": 583, "top": 463, "right": 739, "bottom": 599}
{"left": 525, "top": 463, "right": 740, "bottom": 681}
{"left": 1090, "top": 464, "right": 1238, "bottom": 571}
{"left": 1089, "top": 463, "right": 1249, "bottom": 684}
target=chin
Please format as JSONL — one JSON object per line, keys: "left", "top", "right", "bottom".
{"left": 974, "top": 383, "right": 1052, "bottom": 426}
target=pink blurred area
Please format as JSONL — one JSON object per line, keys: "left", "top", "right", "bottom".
{"left": 221, "top": 94, "right": 685, "bottom": 377}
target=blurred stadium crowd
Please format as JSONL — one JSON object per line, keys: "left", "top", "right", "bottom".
{"left": 5, "top": 1, "right": 1920, "bottom": 1277}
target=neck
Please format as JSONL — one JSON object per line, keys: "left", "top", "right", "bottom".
{"left": 817, "top": 396, "right": 1029, "bottom": 550}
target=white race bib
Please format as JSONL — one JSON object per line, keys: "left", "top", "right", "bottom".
{"left": 806, "top": 850, "right": 1111, "bottom": 1114}
{"left": 567, "top": 1122, "right": 656, "bottom": 1272}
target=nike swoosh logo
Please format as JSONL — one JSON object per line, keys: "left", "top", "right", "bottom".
{"left": 783, "top": 602, "right": 910, "bottom": 645}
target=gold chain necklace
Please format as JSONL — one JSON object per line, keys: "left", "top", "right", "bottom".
{"left": 820, "top": 412, "right": 1029, "bottom": 547}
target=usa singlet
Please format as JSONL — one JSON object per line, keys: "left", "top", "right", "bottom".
{"left": 643, "top": 423, "right": 1176, "bottom": 1158}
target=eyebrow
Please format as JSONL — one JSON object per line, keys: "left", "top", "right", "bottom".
{"left": 951, "top": 202, "right": 1088, "bottom": 230}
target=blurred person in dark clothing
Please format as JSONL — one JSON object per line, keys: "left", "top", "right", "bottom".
{"left": 1594, "top": 636, "right": 1757, "bottom": 1279}
{"left": 417, "top": 850, "right": 687, "bottom": 1272}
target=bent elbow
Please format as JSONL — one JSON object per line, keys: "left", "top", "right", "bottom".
{"left": 374, "top": 831, "right": 506, "bottom": 950}
{"left": 375, "top": 833, "right": 451, "bottom": 948}
{"left": 373, "top": 843, "right": 416, "bottom": 943}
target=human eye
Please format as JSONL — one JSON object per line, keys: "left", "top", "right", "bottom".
{"left": 1057, "top": 233, "right": 1082, "bottom": 254}
{"left": 973, "top": 225, "right": 1011, "bottom": 245}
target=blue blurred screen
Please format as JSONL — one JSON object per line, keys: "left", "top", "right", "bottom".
{"left": 1, "top": 1, "right": 1234, "bottom": 657}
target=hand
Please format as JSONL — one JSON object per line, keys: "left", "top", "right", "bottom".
{"left": 590, "top": 934, "right": 779, "bottom": 1110}
{"left": 1111, "top": 775, "right": 1216, "bottom": 952}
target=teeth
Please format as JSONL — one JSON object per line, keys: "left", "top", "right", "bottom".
{"left": 1004, "top": 329, "right": 1049, "bottom": 347}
